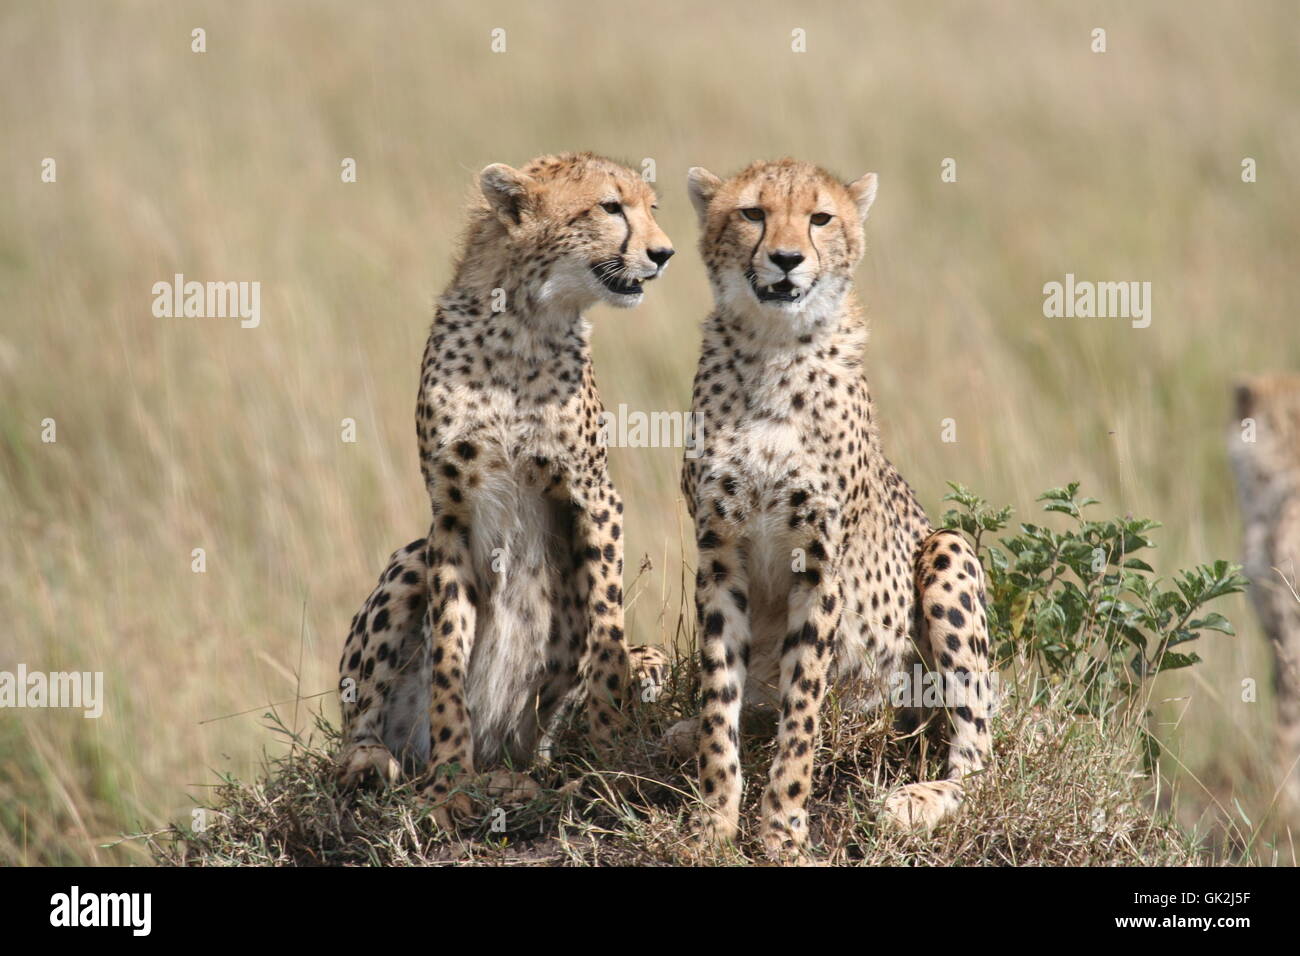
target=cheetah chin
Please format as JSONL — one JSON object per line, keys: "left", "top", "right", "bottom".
{"left": 745, "top": 269, "right": 813, "bottom": 303}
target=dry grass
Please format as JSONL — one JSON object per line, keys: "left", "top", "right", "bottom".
{"left": 1, "top": 0, "right": 1298, "bottom": 865}
{"left": 144, "top": 649, "right": 1208, "bottom": 867}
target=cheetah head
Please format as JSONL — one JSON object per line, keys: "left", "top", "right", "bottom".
{"left": 686, "top": 158, "right": 876, "bottom": 323}
{"left": 477, "top": 152, "right": 674, "bottom": 310}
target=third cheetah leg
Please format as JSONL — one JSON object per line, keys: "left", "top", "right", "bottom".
{"left": 337, "top": 539, "right": 431, "bottom": 787}
{"left": 883, "top": 529, "right": 993, "bottom": 830}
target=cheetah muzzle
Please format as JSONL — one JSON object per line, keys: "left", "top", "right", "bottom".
{"left": 591, "top": 256, "right": 652, "bottom": 297}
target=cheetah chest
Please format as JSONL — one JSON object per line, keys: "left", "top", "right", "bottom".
{"left": 726, "top": 418, "right": 826, "bottom": 706}
{"left": 443, "top": 388, "right": 589, "bottom": 766}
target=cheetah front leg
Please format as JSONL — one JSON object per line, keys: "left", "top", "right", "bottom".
{"left": 882, "top": 529, "right": 993, "bottom": 831}
{"left": 692, "top": 517, "right": 751, "bottom": 846}
{"left": 574, "top": 479, "right": 631, "bottom": 755}
{"left": 421, "top": 514, "right": 481, "bottom": 828}
{"left": 758, "top": 528, "right": 843, "bottom": 861}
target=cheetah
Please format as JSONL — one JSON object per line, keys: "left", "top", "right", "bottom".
{"left": 676, "top": 159, "right": 994, "bottom": 859}
{"left": 337, "top": 153, "right": 675, "bottom": 821}
{"left": 1228, "top": 374, "right": 1300, "bottom": 816}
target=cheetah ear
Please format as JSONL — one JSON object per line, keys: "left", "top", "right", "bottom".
{"left": 1234, "top": 381, "right": 1255, "bottom": 420}
{"left": 687, "top": 166, "right": 723, "bottom": 226}
{"left": 846, "top": 172, "right": 878, "bottom": 222}
{"left": 480, "top": 163, "right": 537, "bottom": 226}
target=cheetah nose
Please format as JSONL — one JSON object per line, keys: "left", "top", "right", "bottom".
{"left": 768, "top": 250, "right": 804, "bottom": 273}
{"left": 647, "top": 247, "right": 675, "bottom": 267}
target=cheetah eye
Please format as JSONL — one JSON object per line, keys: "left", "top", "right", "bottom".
{"left": 810, "top": 212, "right": 832, "bottom": 226}
{"left": 740, "top": 207, "right": 765, "bottom": 222}
{"left": 600, "top": 201, "right": 623, "bottom": 215}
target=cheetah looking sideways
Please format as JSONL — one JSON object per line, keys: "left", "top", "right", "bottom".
{"left": 680, "top": 159, "right": 994, "bottom": 858}
{"left": 337, "top": 154, "right": 673, "bottom": 817}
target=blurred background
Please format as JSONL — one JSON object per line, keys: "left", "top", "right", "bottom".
{"left": 1, "top": 0, "right": 1297, "bottom": 864}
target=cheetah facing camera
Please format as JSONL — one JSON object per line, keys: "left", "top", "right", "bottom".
{"left": 1229, "top": 374, "right": 1300, "bottom": 816}
{"left": 337, "top": 154, "right": 674, "bottom": 822}
{"left": 677, "top": 159, "right": 994, "bottom": 859}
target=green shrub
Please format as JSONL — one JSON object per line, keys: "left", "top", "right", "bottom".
{"left": 941, "top": 482, "right": 1247, "bottom": 767}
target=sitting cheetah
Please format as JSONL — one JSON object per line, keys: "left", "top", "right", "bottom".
{"left": 337, "top": 153, "right": 675, "bottom": 820}
{"left": 1228, "top": 374, "right": 1300, "bottom": 816}
{"left": 677, "top": 159, "right": 994, "bottom": 859}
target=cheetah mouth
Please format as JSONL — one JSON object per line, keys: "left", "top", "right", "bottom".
{"left": 747, "top": 271, "right": 804, "bottom": 303}
{"left": 590, "top": 259, "right": 645, "bottom": 297}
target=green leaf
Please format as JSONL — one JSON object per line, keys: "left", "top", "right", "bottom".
{"left": 1186, "top": 613, "right": 1235, "bottom": 636}
{"left": 1153, "top": 651, "right": 1202, "bottom": 672}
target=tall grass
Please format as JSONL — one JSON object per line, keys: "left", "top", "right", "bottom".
{"left": 1, "top": 0, "right": 1296, "bottom": 864}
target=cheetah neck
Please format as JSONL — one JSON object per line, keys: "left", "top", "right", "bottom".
{"left": 710, "top": 288, "right": 883, "bottom": 463}
{"left": 435, "top": 267, "right": 592, "bottom": 367}
{"left": 714, "top": 288, "right": 868, "bottom": 366}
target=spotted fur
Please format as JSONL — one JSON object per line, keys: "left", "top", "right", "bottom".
{"left": 337, "top": 153, "right": 675, "bottom": 818}
{"left": 676, "top": 159, "right": 994, "bottom": 859}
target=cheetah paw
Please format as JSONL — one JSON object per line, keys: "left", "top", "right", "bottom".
{"left": 415, "top": 775, "right": 476, "bottom": 831}
{"left": 880, "top": 780, "right": 963, "bottom": 832}
{"left": 481, "top": 770, "right": 542, "bottom": 806}
{"left": 661, "top": 717, "right": 700, "bottom": 763}
{"left": 337, "top": 742, "right": 400, "bottom": 789}
{"left": 688, "top": 809, "right": 738, "bottom": 851}
{"left": 417, "top": 771, "right": 542, "bottom": 830}
{"left": 759, "top": 809, "right": 810, "bottom": 864}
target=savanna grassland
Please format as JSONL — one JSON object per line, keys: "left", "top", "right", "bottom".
{"left": 1, "top": 0, "right": 1297, "bottom": 865}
